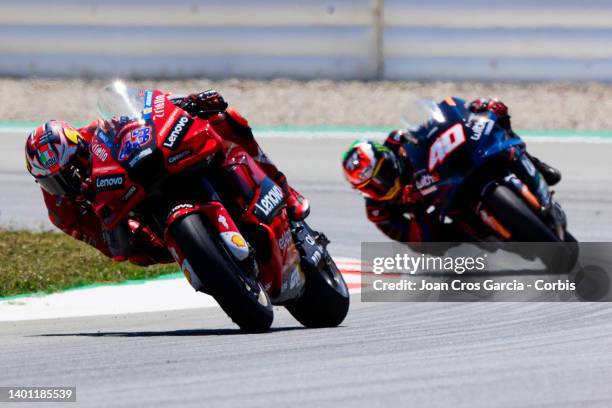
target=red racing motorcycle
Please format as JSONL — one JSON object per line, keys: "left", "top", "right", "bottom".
{"left": 90, "top": 82, "right": 349, "bottom": 331}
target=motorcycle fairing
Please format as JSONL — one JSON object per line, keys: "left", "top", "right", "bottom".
{"left": 90, "top": 91, "right": 222, "bottom": 229}
{"left": 402, "top": 101, "right": 525, "bottom": 218}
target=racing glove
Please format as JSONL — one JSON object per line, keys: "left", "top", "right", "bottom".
{"left": 175, "top": 90, "right": 229, "bottom": 119}
{"left": 469, "top": 98, "right": 560, "bottom": 185}
{"left": 468, "top": 98, "right": 511, "bottom": 130}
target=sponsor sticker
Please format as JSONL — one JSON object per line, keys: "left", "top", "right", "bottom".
{"left": 162, "top": 115, "right": 193, "bottom": 151}
{"left": 414, "top": 170, "right": 440, "bottom": 195}
{"left": 95, "top": 174, "right": 125, "bottom": 192}
{"left": 121, "top": 185, "right": 138, "bottom": 201}
{"left": 91, "top": 143, "right": 108, "bottom": 162}
{"left": 231, "top": 234, "right": 246, "bottom": 248}
{"left": 414, "top": 171, "right": 438, "bottom": 189}
{"left": 469, "top": 118, "right": 494, "bottom": 141}
{"left": 96, "top": 129, "right": 113, "bottom": 149}
{"left": 143, "top": 90, "right": 153, "bottom": 120}
{"left": 167, "top": 149, "right": 192, "bottom": 165}
{"left": 128, "top": 147, "right": 153, "bottom": 168}
{"left": 254, "top": 184, "right": 285, "bottom": 217}
{"left": 153, "top": 94, "right": 165, "bottom": 119}
{"left": 119, "top": 126, "right": 152, "bottom": 161}
{"left": 166, "top": 203, "right": 195, "bottom": 221}
{"left": 232, "top": 234, "right": 246, "bottom": 248}
{"left": 277, "top": 228, "right": 293, "bottom": 251}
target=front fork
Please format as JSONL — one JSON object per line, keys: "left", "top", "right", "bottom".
{"left": 164, "top": 200, "right": 252, "bottom": 292}
{"left": 291, "top": 220, "right": 329, "bottom": 274}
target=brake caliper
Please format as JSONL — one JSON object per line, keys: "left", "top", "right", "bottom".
{"left": 291, "top": 221, "right": 328, "bottom": 272}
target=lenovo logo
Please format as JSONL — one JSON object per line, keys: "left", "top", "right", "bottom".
{"left": 255, "top": 185, "right": 284, "bottom": 216}
{"left": 162, "top": 115, "right": 192, "bottom": 150}
{"left": 96, "top": 174, "right": 124, "bottom": 191}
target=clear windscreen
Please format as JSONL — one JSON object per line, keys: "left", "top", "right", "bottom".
{"left": 97, "top": 80, "right": 146, "bottom": 122}
{"left": 400, "top": 97, "right": 447, "bottom": 131}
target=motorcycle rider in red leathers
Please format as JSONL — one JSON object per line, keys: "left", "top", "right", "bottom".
{"left": 341, "top": 97, "right": 561, "bottom": 244}
{"left": 25, "top": 90, "right": 309, "bottom": 266}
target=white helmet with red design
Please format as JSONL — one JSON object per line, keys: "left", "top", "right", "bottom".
{"left": 25, "top": 120, "right": 90, "bottom": 196}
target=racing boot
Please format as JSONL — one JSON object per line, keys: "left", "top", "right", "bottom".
{"left": 506, "top": 127, "right": 561, "bottom": 186}
{"left": 527, "top": 153, "right": 562, "bottom": 186}
{"left": 274, "top": 171, "right": 310, "bottom": 221}
{"left": 256, "top": 159, "right": 310, "bottom": 220}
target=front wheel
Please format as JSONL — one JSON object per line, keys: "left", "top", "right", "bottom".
{"left": 286, "top": 255, "right": 350, "bottom": 328}
{"left": 170, "top": 214, "right": 273, "bottom": 332}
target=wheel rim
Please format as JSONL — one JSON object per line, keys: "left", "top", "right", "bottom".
{"left": 238, "top": 274, "right": 271, "bottom": 308}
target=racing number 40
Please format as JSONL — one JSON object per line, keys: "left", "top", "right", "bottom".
{"left": 428, "top": 123, "right": 466, "bottom": 172}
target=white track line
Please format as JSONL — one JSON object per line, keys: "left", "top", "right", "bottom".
{"left": 0, "top": 259, "right": 362, "bottom": 321}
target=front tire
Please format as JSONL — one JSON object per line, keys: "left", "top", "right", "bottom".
{"left": 286, "top": 255, "right": 350, "bottom": 328}
{"left": 170, "top": 214, "right": 273, "bottom": 332}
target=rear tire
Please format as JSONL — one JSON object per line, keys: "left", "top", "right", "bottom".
{"left": 286, "top": 255, "right": 350, "bottom": 328}
{"left": 170, "top": 214, "right": 273, "bottom": 332}
{"left": 483, "top": 185, "right": 558, "bottom": 242}
{"left": 483, "top": 185, "right": 578, "bottom": 272}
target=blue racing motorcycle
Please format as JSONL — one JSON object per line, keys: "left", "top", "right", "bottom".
{"left": 400, "top": 96, "right": 575, "bottom": 244}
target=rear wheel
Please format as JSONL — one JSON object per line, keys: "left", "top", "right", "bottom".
{"left": 483, "top": 185, "right": 577, "bottom": 272}
{"left": 286, "top": 255, "right": 350, "bottom": 328}
{"left": 483, "top": 185, "right": 558, "bottom": 242}
{"left": 170, "top": 214, "right": 273, "bottom": 332}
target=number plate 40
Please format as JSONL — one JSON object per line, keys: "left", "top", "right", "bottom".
{"left": 428, "top": 123, "right": 466, "bottom": 171}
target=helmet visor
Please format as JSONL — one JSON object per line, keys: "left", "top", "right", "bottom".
{"left": 37, "top": 165, "right": 82, "bottom": 196}
{"left": 357, "top": 155, "right": 400, "bottom": 200}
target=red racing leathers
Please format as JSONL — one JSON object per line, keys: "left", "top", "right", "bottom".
{"left": 40, "top": 119, "right": 175, "bottom": 265}
{"left": 40, "top": 93, "right": 291, "bottom": 266}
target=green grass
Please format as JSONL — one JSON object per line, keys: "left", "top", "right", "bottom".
{"left": 0, "top": 230, "right": 178, "bottom": 298}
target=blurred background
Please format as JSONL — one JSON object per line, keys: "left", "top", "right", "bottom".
{"left": 1, "top": 0, "right": 612, "bottom": 130}
{"left": 2, "top": 0, "right": 612, "bottom": 81}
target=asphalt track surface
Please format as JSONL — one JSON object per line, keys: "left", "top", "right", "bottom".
{"left": 2, "top": 132, "right": 612, "bottom": 407}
